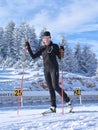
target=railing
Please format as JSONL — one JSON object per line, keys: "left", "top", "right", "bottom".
{"left": 0, "top": 90, "right": 98, "bottom": 97}
{"left": 0, "top": 91, "right": 98, "bottom": 106}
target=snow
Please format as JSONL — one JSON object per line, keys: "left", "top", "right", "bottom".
{"left": 0, "top": 104, "right": 98, "bottom": 130}
{"left": 0, "top": 67, "right": 98, "bottom": 129}
{"left": 0, "top": 67, "right": 98, "bottom": 91}
{"left": 0, "top": 67, "right": 45, "bottom": 91}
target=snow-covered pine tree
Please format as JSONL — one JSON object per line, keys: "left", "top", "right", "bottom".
{"left": 27, "top": 26, "right": 41, "bottom": 67}
{"left": 17, "top": 22, "right": 39, "bottom": 68}
{"left": 74, "top": 42, "right": 82, "bottom": 73}
{"left": 27, "top": 28, "right": 47, "bottom": 69}
{"left": 89, "top": 52, "right": 97, "bottom": 76}
{"left": 70, "top": 51, "right": 79, "bottom": 73}
{"left": 28, "top": 26, "right": 39, "bottom": 52}
{"left": 39, "top": 28, "right": 47, "bottom": 45}
{"left": 3, "top": 21, "right": 15, "bottom": 66}
{"left": 95, "top": 61, "right": 98, "bottom": 77}
{"left": 0, "top": 27, "right": 4, "bottom": 65}
{"left": 17, "top": 22, "right": 29, "bottom": 67}
{"left": 60, "top": 36, "right": 72, "bottom": 72}
{"left": 81, "top": 44, "right": 97, "bottom": 76}
{"left": 13, "top": 27, "right": 22, "bottom": 65}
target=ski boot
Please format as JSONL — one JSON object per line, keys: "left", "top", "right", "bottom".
{"left": 42, "top": 106, "right": 56, "bottom": 115}
{"left": 50, "top": 106, "right": 56, "bottom": 113}
{"left": 66, "top": 101, "right": 73, "bottom": 113}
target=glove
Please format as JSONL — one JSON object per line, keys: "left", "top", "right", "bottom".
{"left": 25, "top": 41, "right": 30, "bottom": 51}
{"left": 59, "top": 45, "right": 64, "bottom": 58}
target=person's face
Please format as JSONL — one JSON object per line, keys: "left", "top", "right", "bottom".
{"left": 43, "top": 36, "right": 51, "bottom": 46}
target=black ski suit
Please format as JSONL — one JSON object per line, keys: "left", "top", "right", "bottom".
{"left": 27, "top": 41, "right": 70, "bottom": 107}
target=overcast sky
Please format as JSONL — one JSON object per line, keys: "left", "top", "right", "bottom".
{"left": 0, "top": 0, "right": 98, "bottom": 56}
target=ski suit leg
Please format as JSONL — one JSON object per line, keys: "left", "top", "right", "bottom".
{"left": 44, "top": 70, "right": 56, "bottom": 107}
{"left": 50, "top": 69, "right": 70, "bottom": 103}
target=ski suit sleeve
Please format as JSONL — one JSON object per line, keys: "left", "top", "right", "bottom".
{"left": 28, "top": 45, "right": 42, "bottom": 59}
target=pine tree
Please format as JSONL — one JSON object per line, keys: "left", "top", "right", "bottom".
{"left": 17, "top": 22, "right": 29, "bottom": 66}
{"left": 74, "top": 42, "right": 82, "bottom": 73}
{"left": 89, "top": 52, "right": 97, "bottom": 76}
{"left": 39, "top": 28, "right": 47, "bottom": 45}
{"left": 81, "top": 44, "right": 97, "bottom": 76}
{"left": 2, "top": 21, "right": 15, "bottom": 66}
{"left": 0, "top": 27, "right": 4, "bottom": 64}
{"left": 28, "top": 26, "right": 39, "bottom": 52}
{"left": 60, "top": 36, "right": 72, "bottom": 72}
{"left": 95, "top": 62, "right": 98, "bottom": 77}
{"left": 13, "top": 27, "right": 21, "bottom": 62}
{"left": 71, "top": 51, "right": 79, "bottom": 73}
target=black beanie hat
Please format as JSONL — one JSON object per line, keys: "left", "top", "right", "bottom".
{"left": 43, "top": 31, "right": 51, "bottom": 37}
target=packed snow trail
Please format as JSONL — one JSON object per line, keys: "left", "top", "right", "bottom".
{"left": 0, "top": 104, "right": 98, "bottom": 130}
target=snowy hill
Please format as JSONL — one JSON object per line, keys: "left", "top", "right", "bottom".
{"left": 0, "top": 67, "right": 98, "bottom": 91}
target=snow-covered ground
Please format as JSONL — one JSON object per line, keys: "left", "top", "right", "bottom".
{"left": 0, "top": 67, "right": 98, "bottom": 129}
{"left": 0, "top": 103, "right": 98, "bottom": 130}
{"left": 0, "top": 67, "right": 45, "bottom": 91}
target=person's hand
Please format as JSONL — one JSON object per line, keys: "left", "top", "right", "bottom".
{"left": 60, "top": 45, "right": 64, "bottom": 58}
{"left": 25, "top": 41, "right": 30, "bottom": 50}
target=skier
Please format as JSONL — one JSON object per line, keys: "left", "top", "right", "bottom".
{"left": 25, "top": 31, "right": 72, "bottom": 113}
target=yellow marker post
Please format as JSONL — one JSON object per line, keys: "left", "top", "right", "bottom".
{"left": 74, "top": 88, "right": 82, "bottom": 105}
{"left": 14, "top": 89, "right": 22, "bottom": 96}
{"left": 74, "top": 89, "right": 81, "bottom": 96}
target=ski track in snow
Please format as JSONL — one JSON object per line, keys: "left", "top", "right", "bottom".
{"left": 0, "top": 105, "right": 98, "bottom": 130}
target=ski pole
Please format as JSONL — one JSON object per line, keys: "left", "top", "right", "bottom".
{"left": 17, "top": 46, "right": 28, "bottom": 115}
{"left": 61, "top": 58, "right": 64, "bottom": 115}
{"left": 60, "top": 38, "right": 65, "bottom": 115}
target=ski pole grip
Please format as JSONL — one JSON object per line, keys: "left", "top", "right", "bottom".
{"left": 60, "top": 45, "right": 64, "bottom": 58}
{"left": 25, "top": 45, "right": 28, "bottom": 49}
{"left": 25, "top": 41, "right": 30, "bottom": 52}
{"left": 25, "top": 46, "right": 28, "bottom": 53}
